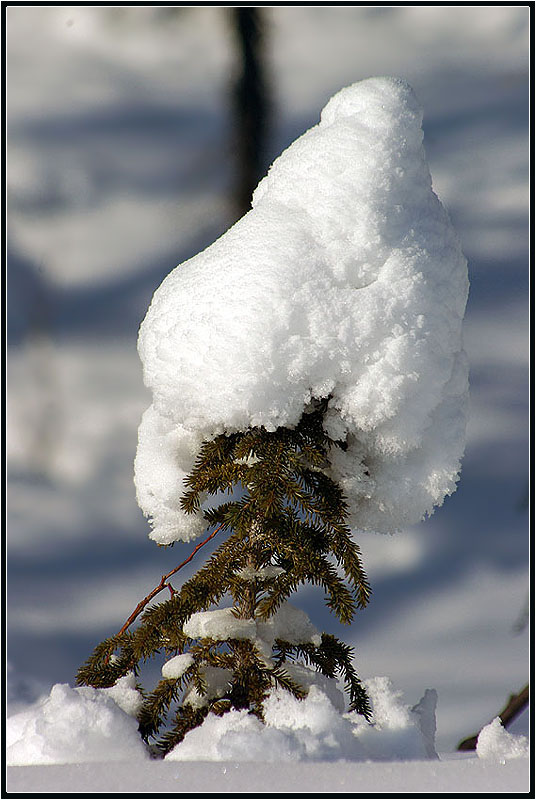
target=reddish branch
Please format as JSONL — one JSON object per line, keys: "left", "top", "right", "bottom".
{"left": 457, "top": 684, "right": 529, "bottom": 751}
{"left": 115, "top": 523, "right": 225, "bottom": 638}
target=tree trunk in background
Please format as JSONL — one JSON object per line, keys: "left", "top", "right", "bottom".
{"left": 230, "top": 7, "right": 271, "bottom": 219}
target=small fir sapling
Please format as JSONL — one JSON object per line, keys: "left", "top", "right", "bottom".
{"left": 77, "top": 76, "right": 468, "bottom": 757}
{"left": 77, "top": 400, "right": 372, "bottom": 754}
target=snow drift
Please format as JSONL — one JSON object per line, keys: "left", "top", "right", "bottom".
{"left": 166, "top": 677, "right": 437, "bottom": 763}
{"left": 6, "top": 680, "right": 149, "bottom": 765}
{"left": 134, "top": 75, "right": 469, "bottom": 545}
{"left": 6, "top": 675, "right": 438, "bottom": 765}
{"left": 7, "top": 676, "right": 530, "bottom": 767}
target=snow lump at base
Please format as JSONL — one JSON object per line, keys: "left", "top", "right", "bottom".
{"left": 164, "top": 676, "right": 438, "bottom": 762}
{"left": 6, "top": 676, "right": 438, "bottom": 765}
{"left": 6, "top": 681, "right": 149, "bottom": 765}
{"left": 135, "top": 76, "right": 469, "bottom": 545}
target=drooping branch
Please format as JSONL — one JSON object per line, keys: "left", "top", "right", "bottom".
{"left": 80, "top": 405, "right": 372, "bottom": 741}
{"left": 115, "top": 523, "right": 225, "bottom": 638}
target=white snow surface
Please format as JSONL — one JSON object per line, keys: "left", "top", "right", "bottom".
{"left": 6, "top": 757, "right": 531, "bottom": 795}
{"left": 183, "top": 608, "right": 256, "bottom": 642}
{"left": 135, "top": 76, "right": 469, "bottom": 545}
{"left": 100, "top": 671, "right": 144, "bottom": 717}
{"left": 6, "top": 674, "right": 437, "bottom": 767}
{"left": 167, "top": 675, "right": 438, "bottom": 763}
{"left": 6, "top": 683, "right": 149, "bottom": 766}
{"left": 476, "top": 716, "right": 530, "bottom": 762}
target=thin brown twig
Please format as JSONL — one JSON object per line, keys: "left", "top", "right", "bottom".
{"left": 115, "top": 523, "right": 225, "bottom": 639}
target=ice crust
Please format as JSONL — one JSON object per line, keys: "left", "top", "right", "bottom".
{"left": 135, "top": 76, "right": 469, "bottom": 545}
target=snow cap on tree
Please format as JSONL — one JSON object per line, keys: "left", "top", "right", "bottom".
{"left": 135, "top": 76, "right": 469, "bottom": 545}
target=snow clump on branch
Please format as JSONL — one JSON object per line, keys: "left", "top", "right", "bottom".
{"left": 181, "top": 602, "right": 322, "bottom": 665}
{"left": 135, "top": 76, "right": 469, "bottom": 545}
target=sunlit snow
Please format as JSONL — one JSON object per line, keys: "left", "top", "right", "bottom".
{"left": 135, "top": 76, "right": 469, "bottom": 546}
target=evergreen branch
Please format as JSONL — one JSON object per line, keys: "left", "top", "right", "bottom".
{"left": 128, "top": 529, "right": 253, "bottom": 663}
{"left": 282, "top": 635, "right": 372, "bottom": 720}
{"left": 76, "top": 633, "right": 135, "bottom": 688}
{"left": 326, "top": 526, "right": 372, "bottom": 609}
{"left": 78, "top": 397, "right": 374, "bottom": 748}
{"left": 268, "top": 665, "right": 308, "bottom": 700}
{"left": 156, "top": 706, "right": 210, "bottom": 755}
{"left": 138, "top": 675, "right": 191, "bottom": 740}
{"left": 181, "top": 462, "right": 249, "bottom": 510}
{"left": 210, "top": 698, "right": 233, "bottom": 716}
{"left": 114, "top": 523, "right": 225, "bottom": 639}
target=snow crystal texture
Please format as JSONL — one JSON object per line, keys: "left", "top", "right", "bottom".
{"left": 166, "top": 676, "right": 438, "bottom": 763}
{"left": 476, "top": 717, "right": 530, "bottom": 762}
{"left": 6, "top": 683, "right": 149, "bottom": 765}
{"left": 183, "top": 602, "right": 322, "bottom": 653}
{"left": 6, "top": 676, "right": 437, "bottom": 766}
{"left": 161, "top": 653, "right": 195, "bottom": 680}
{"left": 135, "top": 76, "right": 469, "bottom": 544}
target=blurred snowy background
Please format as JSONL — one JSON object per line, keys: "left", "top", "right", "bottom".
{"left": 6, "top": 6, "right": 529, "bottom": 753}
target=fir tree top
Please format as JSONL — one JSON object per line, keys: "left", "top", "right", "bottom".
{"left": 134, "top": 76, "right": 468, "bottom": 547}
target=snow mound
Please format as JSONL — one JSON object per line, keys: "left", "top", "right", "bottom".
{"left": 6, "top": 675, "right": 438, "bottom": 765}
{"left": 100, "top": 672, "right": 144, "bottom": 717}
{"left": 135, "top": 75, "right": 469, "bottom": 545}
{"left": 166, "top": 676, "right": 438, "bottom": 763}
{"left": 476, "top": 717, "right": 529, "bottom": 762}
{"left": 6, "top": 683, "right": 149, "bottom": 766}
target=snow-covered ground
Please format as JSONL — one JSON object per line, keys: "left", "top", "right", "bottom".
{"left": 5, "top": 675, "right": 530, "bottom": 791}
{"left": 6, "top": 5, "right": 530, "bottom": 791}
{"left": 5, "top": 756, "right": 531, "bottom": 795}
